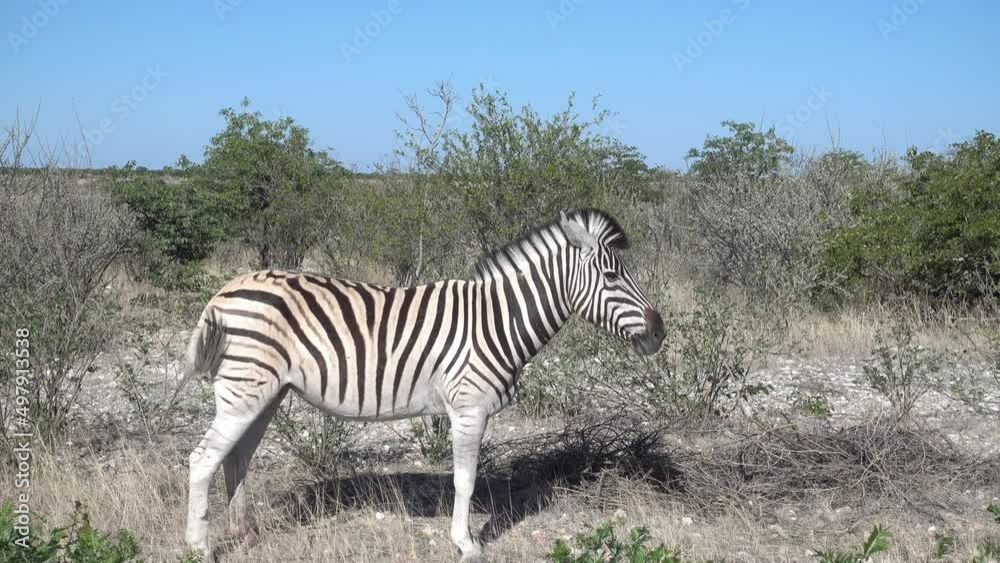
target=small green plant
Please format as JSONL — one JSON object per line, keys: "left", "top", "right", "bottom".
{"left": 672, "top": 301, "right": 773, "bottom": 416}
{"left": 944, "top": 331, "right": 1000, "bottom": 417}
{"left": 628, "top": 296, "right": 772, "bottom": 419}
{"left": 812, "top": 525, "right": 892, "bottom": 563}
{"left": 862, "top": 322, "right": 943, "bottom": 420}
{"left": 931, "top": 533, "right": 957, "bottom": 559}
{"left": 516, "top": 322, "right": 601, "bottom": 418}
{"left": 972, "top": 538, "right": 1000, "bottom": 563}
{"left": 547, "top": 520, "right": 687, "bottom": 563}
{"left": 0, "top": 500, "right": 143, "bottom": 562}
{"left": 411, "top": 415, "right": 451, "bottom": 464}
{"left": 176, "top": 549, "right": 205, "bottom": 563}
{"left": 988, "top": 503, "right": 1000, "bottom": 524}
{"left": 794, "top": 393, "right": 834, "bottom": 417}
{"left": 585, "top": 293, "right": 772, "bottom": 419}
{"left": 273, "top": 395, "right": 355, "bottom": 478}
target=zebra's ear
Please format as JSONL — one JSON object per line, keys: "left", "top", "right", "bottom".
{"left": 560, "top": 211, "right": 598, "bottom": 254}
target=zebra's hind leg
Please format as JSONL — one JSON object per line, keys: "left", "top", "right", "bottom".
{"left": 448, "top": 407, "right": 489, "bottom": 562}
{"left": 224, "top": 386, "right": 289, "bottom": 548}
{"left": 186, "top": 380, "right": 283, "bottom": 558}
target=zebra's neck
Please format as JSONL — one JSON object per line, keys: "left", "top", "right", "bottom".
{"left": 473, "top": 243, "right": 576, "bottom": 372}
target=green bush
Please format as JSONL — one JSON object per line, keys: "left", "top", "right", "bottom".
{"left": 823, "top": 131, "right": 1000, "bottom": 302}
{"left": 0, "top": 500, "right": 142, "bottom": 562}
{"left": 104, "top": 161, "right": 229, "bottom": 267}
{"left": 321, "top": 171, "right": 466, "bottom": 286}
{"left": 686, "top": 120, "right": 793, "bottom": 187}
{"left": 410, "top": 84, "right": 647, "bottom": 253}
{"left": 198, "top": 98, "right": 346, "bottom": 270}
{"left": 669, "top": 301, "right": 772, "bottom": 415}
{"left": 683, "top": 122, "right": 875, "bottom": 302}
{"left": 988, "top": 503, "right": 1000, "bottom": 524}
{"left": 547, "top": 520, "right": 688, "bottom": 563}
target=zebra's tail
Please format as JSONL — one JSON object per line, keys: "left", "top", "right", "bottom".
{"left": 180, "top": 307, "right": 227, "bottom": 388}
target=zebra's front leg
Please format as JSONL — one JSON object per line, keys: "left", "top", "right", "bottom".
{"left": 448, "top": 408, "right": 488, "bottom": 561}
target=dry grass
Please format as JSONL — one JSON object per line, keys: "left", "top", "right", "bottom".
{"left": 785, "top": 303, "right": 994, "bottom": 360}
{"left": 652, "top": 276, "right": 991, "bottom": 365}
{"left": 14, "top": 411, "right": 1000, "bottom": 563}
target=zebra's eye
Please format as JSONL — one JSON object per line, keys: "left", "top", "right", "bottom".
{"left": 603, "top": 271, "right": 620, "bottom": 283}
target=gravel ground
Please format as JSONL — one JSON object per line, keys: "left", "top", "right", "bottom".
{"left": 65, "top": 325, "right": 1000, "bottom": 466}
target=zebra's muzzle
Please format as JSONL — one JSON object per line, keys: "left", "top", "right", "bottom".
{"left": 630, "top": 307, "right": 665, "bottom": 356}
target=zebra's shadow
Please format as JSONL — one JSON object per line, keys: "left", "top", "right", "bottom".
{"left": 276, "top": 416, "right": 682, "bottom": 545}
{"left": 278, "top": 471, "right": 554, "bottom": 543}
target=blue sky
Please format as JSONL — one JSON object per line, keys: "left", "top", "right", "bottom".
{"left": 2, "top": 0, "right": 997, "bottom": 170}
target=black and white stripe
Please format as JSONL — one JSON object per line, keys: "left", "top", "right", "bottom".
{"left": 183, "top": 208, "right": 664, "bottom": 560}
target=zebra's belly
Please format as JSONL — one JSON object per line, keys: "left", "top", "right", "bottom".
{"left": 291, "top": 373, "right": 448, "bottom": 421}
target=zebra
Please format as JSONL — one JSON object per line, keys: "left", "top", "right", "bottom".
{"left": 182, "top": 208, "right": 665, "bottom": 561}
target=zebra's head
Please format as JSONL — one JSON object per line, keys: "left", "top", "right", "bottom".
{"left": 560, "top": 210, "right": 665, "bottom": 356}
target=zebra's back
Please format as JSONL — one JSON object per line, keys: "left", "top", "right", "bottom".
{"left": 200, "top": 269, "right": 471, "bottom": 420}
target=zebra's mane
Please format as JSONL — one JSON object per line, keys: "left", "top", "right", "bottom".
{"left": 471, "top": 208, "right": 629, "bottom": 282}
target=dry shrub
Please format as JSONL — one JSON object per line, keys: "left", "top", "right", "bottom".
{"left": 644, "top": 144, "right": 898, "bottom": 305}
{"left": 0, "top": 118, "right": 136, "bottom": 444}
{"left": 477, "top": 414, "right": 999, "bottom": 524}
{"left": 479, "top": 412, "right": 680, "bottom": 490}
{"left": 680, "top": 417, "right": 1000, "bottom": 513}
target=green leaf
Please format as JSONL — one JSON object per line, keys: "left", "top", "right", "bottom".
{"left": 858, "top": 525, "right": 892, "bottom": 559}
